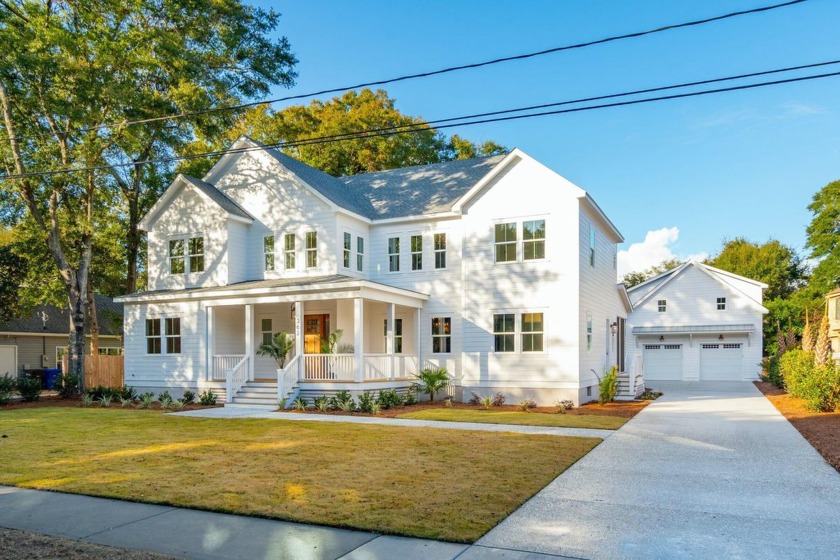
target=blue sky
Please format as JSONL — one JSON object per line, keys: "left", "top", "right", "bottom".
{"left": 255, "top": 0, "right": 839, "bottom": 275}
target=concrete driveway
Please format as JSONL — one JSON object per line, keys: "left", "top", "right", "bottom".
{"left": 476, "top": 381, "right": 840, "bottom": 559}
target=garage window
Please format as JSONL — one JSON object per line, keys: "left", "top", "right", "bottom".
{"left": 657, "top": 300, "right": 666, "bottom": 312}
{"left": 717, "top": 297, "right": 726, "bottom": 310}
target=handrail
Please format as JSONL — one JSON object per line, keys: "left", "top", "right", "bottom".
{"left": 278, "top": 355, "right": 300, "bottom": 403}
{"left": 213, "top": 354, "right": 245, "bottom": 381}
{"left": 225, "top": 355, "right": 249, "bottom": 403}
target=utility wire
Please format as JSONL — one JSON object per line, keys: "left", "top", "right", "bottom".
{"left": 2, "top": 0, "right": 808, "bottom": 142}
{"left": 2, "top": 62, "right": 837, "bottom": 181}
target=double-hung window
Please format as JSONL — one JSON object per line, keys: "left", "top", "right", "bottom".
{"left": 431, "top": 317, "right": 451, "bottom": 353}
{"left": 434, "top": 233, "right": 446, "bottom": 269}
{"left": 493, "top": 313, "right": 515, "bottom": 352}
{"left": 384, "top": 318, "right": 403, "bottom": 353}
{"left": 261, "top": 319, "right": 273, "bottom": 345}
{"left": 522, "top": 313, "right": 544, "bottom": 352}
{"left": 356, "top": 237, "right": 364, "bottom": 271}
{"left": 146, "top": 319, "right": 162, "bottom": 354}
{"left": 717, "top": 297, "right": 726, "bottom": 311}
{"left": 146, "top": 317, "right": 180, "bottom": 355}
{"left": 411, "top": 235, "right": 423, "bottom": 270}
{"left": 388, "top": 237, "right": 400, "bottom": 272}
{"left": 658, "top": 299, "right": 667, "bottom": 313}
{"left": 188, "top": 237, "right": 204, "bottom": 273}
{"left": 586, "top": 313, "right": 592, "bottom": 352}
{"left": 306, "top": 231, "right": 317, "bottom": 268}
{"left": 284, "top": 233, "right": 296, "bottom": 270}
{"left": 589, "top": 226, "right": 596, "bottom": 267}
{"left": 165, "top": 318, "right": 181, "bottom": 354}
{"left": 523, "top": 220, "right": 545, "bottom": 260}
{"left": 169, "top": 236, "right": 204, "bottom": 274}
{"left": 494, "top": 223, "right": 517, "bottom": 262}
{"left": 169, "top": 240, "right": 185, "bottom": 274}
{"left": 263, "top": 235, "right": 275, "bottom": 271}
{"left": 343, "top": 233, "right": 351, "bottom": 269}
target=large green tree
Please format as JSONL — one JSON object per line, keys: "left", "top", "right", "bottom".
{"left": 621, "top": 258, "right": 683, "bottom": 288}
{"left": 0, "top": 0, "right": 296, "bottom": 385}
{"left": 806, "top": 180, "right": 840, "bottom": 296}
{"left": 706, "top": 238, "right": 806, "bottom": 301}
{"left": 179, "top": 89, "right": 506, "bottom": 178}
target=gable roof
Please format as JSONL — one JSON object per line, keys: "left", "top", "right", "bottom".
{"left": 139, "top": 174, "right": 254, "bottom": 231}
{"left": 0, "top": 295, "right": 123, "bottom": 337}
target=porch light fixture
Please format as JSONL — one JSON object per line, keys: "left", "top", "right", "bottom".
{"left": 290, "top": 306, "right": 296, "bottom": 322}
{"left": 610, "top": 322, "right": 618, "bottom": 335}
{"left": 718, "top": 334, "right": 724, "bottom": 341}
{"left": 659, "top": 336, "right": 665, "bottom": 341}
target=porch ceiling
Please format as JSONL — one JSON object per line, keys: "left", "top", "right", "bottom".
{"left": 115, "top": 274, "right": 429, "bottom": 308}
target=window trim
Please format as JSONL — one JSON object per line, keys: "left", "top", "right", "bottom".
{"left": 434, "top": 233, "right": 446, "bottom": 269}
{"left": 521, "top": 312, "right": 544, "bottom": 353}
{"left": 586, "top": 313, "right": 592, "bottom": 353}
{"left": 284, "top": 233, "right": 296, "bottom": 270}
{"left": 658, "top": 299, "right": 667, "bottom": 313}
{"left": 263, "top": 235, "right": 275, "bottom": 272}
{"left": 388, "top": 237, "right": 400, "bottom": 272}
{"left": 410, "top": 234, "right": 423, "bottom": 271}
{"left": 717, "top": 297, "right": 726, "bottom": 311}
{"left": 146, "top": 318, "right": 162, "bottom": 355}
{"left": 494, "top": 222, "right": 517, "bottom": 263}
{"left": 384, "top": 318, "right": 404, "bottom": 354}
{"left": 343, "top": 232, "right": 351, "bottom": 269}
{"left": 431, "top": 316, "right": 452, "bottom": 354}
{"left": 522, "top": 219, "right": 546, "bottom": 261}
{"left": 165, "top": 317, "right": 181, "bottom": 355}
{"left": 493, "top": 313, "right": 515, "bottom": 353}
{"left": 356, "top": 236, "right": 364, "bottom": 272}
{"left": 305, "top": 231, "right": 318, "bottom": 268}
{"left": 260, "top": 318, "right": 273, "bottom": 346}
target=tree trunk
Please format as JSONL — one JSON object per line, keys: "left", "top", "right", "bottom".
{"left": 67, "top": 280, "right": 89, "bottom": 393}
{"left": 87, "top": 282, "right": 99, "bottom": 357}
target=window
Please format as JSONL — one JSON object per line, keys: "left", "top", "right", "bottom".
{"left": 493, "top": 313, "right": 515, "bottom": 352}
{"left": 388, "top": 237, "right": 400, "bottom": 272}
{"left": 169, "top": 239, "right": 185, "bottom": 274}
{"left": 411, "top": 235, "right": 423, "bottom": 270}
{"left": 522, "top": 313, "right": 544, "bottom": 352}
{"left": 263, "top": 235, "right": 275, "bottom": 271}
{"left": 146, "top": 318, "right": 161, "bottom": 354}
{"left": 284, "top": 233, "right": 296, "bottom": 270}
{"left": 384, "top": 318, "right": 403, "bottom": 353}
{"left": 188, "top": 237, "right": 204, "bottom": 273}
{"left": 589, "top": 226, "right": 596, "bottom": 267}
{"left": 494, "top": 223, "right": 516, "bottom": 262}
{"left": 356, "top": 237, "right": 364, "bottom": 271}
{"left": 658, "top": 299, "right": 667, "bottom": 313}
{"left": 835, "top": 299, "right": 840, "bottom": 320}
{"left": 306, "top": 231, "right": 317, "bottom": 268}
{"left": 343, "top": 232, "right": 351, "bottom": 268}
{"left": 717, "top": 297, "right": 726, "bottom": 311}
{"left": 434, "top": 233, "right": 446, "bottom": 269}
{"left": 261, "top": 319, "right": 273, "bottom": 346}
{"left": 523, "top": 220, "right": 545, "bottom": 260}
{"left": 165, "top": 318, "right": 181, "bottom": 354}
{"left": 586, "top": 314, "right": 592, "bottom": 352}
{"left": 431, "top": 317, "right": 451, "bottom": 353}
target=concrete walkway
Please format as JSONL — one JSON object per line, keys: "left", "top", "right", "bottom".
{"left": 174, "top": 406, "right": 617, "bottom": 439}
{"left": 478, "top": 381, "right": 840, "bottom": 559}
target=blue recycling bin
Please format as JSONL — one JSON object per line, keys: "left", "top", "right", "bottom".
{"left": 43, "top": 368, "right": 61, "bottom": 390}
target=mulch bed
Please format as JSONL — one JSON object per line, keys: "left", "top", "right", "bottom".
{"left": 0, "top": 394, "right": 221, "bottom": 412}
{"left": 755, "top": 381, "right": 840, "bottom": 473}
{"left": 0, "top": 527, "right": 175, "bottom": 560}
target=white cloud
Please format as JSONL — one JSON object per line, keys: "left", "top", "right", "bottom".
{"left": 617, "top": 227, "right": 708, "bottom": 280}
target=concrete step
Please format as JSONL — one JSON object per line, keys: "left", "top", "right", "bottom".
{"left": 231, "top": 396, "right": 279, "bottom": 406}
{"left": 238, "top": 387, "right": 277, "bottom": 394}
{"left": 224, "top": 402, "right": 278, "bottom": 410}
{"left": 241, "top": 382, "right": 277, "bottom": 389}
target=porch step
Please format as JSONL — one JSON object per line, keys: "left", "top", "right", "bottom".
{"left": 230, "top": 397, "right": 280, "bottom": 406}
{"left": 228, "top": 380, "right": 281, "bottom": 406}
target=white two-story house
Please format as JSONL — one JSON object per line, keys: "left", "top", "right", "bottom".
{"left": 116, "top": 136, "right": 633, "bottom": 405}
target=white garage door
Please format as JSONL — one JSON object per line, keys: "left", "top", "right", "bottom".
{"left": 700, "top": 343, "right": 743, "bottom": 381}
{"left": 0, "top": 346, "right": 17, "bottom": 378}
{"left": 643, "top": 344, "right": 683, "bottom": 380}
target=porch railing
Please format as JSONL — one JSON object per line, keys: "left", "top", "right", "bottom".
{"left": 213, "top": 355, "right": 245, "bottom": 381}
{"left": 362, "top": 354, "right": 419, "bottom": 380}
{"left": 225, "top": 355, "right": 249, "bottom": 402}
{"left": 302, "top": 354, "right": 355, "bottom": 381}
{"left": 278, "top": 355, "right": 300, "bottom": 404}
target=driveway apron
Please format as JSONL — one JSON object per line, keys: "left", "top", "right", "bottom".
{"left": 476, "top": 381, "right": 840, "bottom": 559}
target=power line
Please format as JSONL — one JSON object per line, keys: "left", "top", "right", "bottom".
{"left": 2, "top": 61, "right": 837, "bottom": 181}
{"left": 3, "top": 0, "right": 808, "bottom": 142}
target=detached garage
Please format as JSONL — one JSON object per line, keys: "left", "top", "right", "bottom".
{"left": 625, "top": 261, "right": 767, "bottom": 382}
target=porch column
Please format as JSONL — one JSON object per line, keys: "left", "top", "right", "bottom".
{"left": 295, "top": 301, "right": 304, "bottom": 381}
{"left": 354, "top": 297, "right": 364, "bottom": 382}
{"left": 415, "top": 308, "right": 422, "bottom": 368}
{"left": 245, "top": 304, "right": 254, "bottom": 381}
{"left": 206, "top": 306, "right": 214, "bottom": 381}
{"left": 386, "top": 303, "right": 396, "bottom": 380}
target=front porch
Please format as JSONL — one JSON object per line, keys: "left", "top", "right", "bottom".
{"left": 200, "top": 277, "right": 429, "bottom": 405}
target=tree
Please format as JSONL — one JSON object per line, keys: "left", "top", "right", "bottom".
{"left": 706, "top": 237, "right": 806, "bottom": 300}
{"left": 257, "top": 332, "right": 295, "bottom": 369}
{"left": 179, "top": 89, "right": 506, "bottom": 178}
{"left": 415, "top": 367, "right": 450, "bottom": 402}
{"left": 621, "top": 258, "right": 683, "bottom": 288}
{"left": 0, "top": 231, "right": 25, "bottom": 322}
{"left": 806, "top": 180, "right": 840, "bottom": 296}
{"left": 0, "top": 0, "right": 297, "bottom": 386}
{"left": 814, "top": 313, "right": 831, "bottom": 367}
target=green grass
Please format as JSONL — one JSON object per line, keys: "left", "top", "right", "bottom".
{"left": 0, "top": 408, "right": 600, "bottom": 542}
{"left": 396, "top": 408, "right": 628, "bottom": 430}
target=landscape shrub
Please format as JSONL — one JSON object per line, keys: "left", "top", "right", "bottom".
{"left": 0, "top": 376, "right": 15, "bottom": 405}
{"left": 57, "top": 373, "right": 79, "bottom": 399}
{"left": 313, "top": 395, "right": 329, "bottom": 412}
{"left": 415, "top": 367, "right": 449, "bottom": 401}
{"left": 198, "top": 390, "right": 216, "bottom": 406}
{"left": 468, "top": 392, "right": 482, "bottom": 405}
{"left": 138, "top": 392, "right": 155, "bottom": 408}
{"left": 180, "top": 390, "right": 195, "bottom": 404}
{"left": 599, "top": 366, "right": 618, "bottom": 404}
{"left": 761, "top": 355, "right": 783, "bottom": 388}
{"left": 403, "top": 386, "right": 418, "bottom": 406}
{"left": 555, "top": 399, "right": 574, "bottom": 413}
{"left": 491, "top": 392, "right": 506, "bottom": 407}
{"left": 797, "top": 363, "right": 840, "bottom": 413}
{"left": 293, "top": 396, "right": 308, "bottom": 411}
{"left": 16, "top": 377, "right": 42, "bottom": 402}
{"left": 157, "top": 390, "right": 172, "bottom": 403}
{"left": 780, "top": 349, "right": 815, "bottom": 398}
{"left": 358, "top": 391, "right": 375, "bottom": 413}
{"left": 517, "top": 399, "right": 536, "bottom": 411}
{"left": 376, "top": 388, "right": 403, "bottom": 409}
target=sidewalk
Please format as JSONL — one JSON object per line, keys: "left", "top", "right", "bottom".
{"left": 0, "top": 485, "right": 567, "bottom": 559}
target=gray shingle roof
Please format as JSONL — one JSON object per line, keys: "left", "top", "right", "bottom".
{"left": 181, "top": 175, "right": 254, "bottom": 221}
{"left": 0, "top": 295, "right": 123, "bottom": 336}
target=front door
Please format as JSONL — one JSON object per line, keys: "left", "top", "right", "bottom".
{"left": 304, "top": 314, "right": 328, "bottom": 354}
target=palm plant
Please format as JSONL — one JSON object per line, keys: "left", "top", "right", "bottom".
{"left": 258, "top": 332, "right": 295, "bottom": 368}
{"left": 320, "top": 329, "right": 344, "bottom": 354}
{"left": 415, "top": 367, "right": 450, "bottom": 401}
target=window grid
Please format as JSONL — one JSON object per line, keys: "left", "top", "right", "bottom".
{"left": 146, "top": 318, "right": 161, "bottom": 354}
{"left": 431, "top": 317, "right": 451, "bottom": 354}
{"left": 494, "top": 223, "right": 516, "bottom": 263}
{"left": 523, "top": 220, "right": 545, "bottom": 260}
{"left": 388, "top": 237, "right": 400, "bottom": 272}
{"left": 188, "top": 237, "right": 204, "bottom": 273}
{"left": 717, "top": 297, "right": 726, "bottom": 310}
{"left": 261, "top": 318, "right": 273, "bottom": 346}
{"left": 169, "top": 239, "right": 185, "bottom": 274}
{"left": 658, "top": 300, "right": 667, "bottom": 313}
{"left": 493, "top": 313, "right": 515, "bottom": 353}
{"left": 284, "top": 233, "right": 296, "bottom": 270}
{"left": 263, "top": 235, "right": 275, "bottom": 271}
{"left": 589, "top": 226, "right": 596, "bottom": 267}
{"left": 306, "top": 231, "right": 317, "bottom": 268}
{"left": 165, "top": 318, "right": 181, "bottom": 354}
{"left": 411, "top": 235, "right": 423, "bottom": 270}
{"left": 343, "top": 232, "right": 351, "bottom": 269}
{"left": 434, "top": 233, "right": 446, "bottom": 269}
{"left": 522, "top": 313, "right": 544, "bottom": 352}
{"left": 586, "top": 314, "right": 592, "bottom": 352}
{"left": 384, "top": 318, "right": 404, "bottom": 353}
{"left": 356, "top": 237, "right": 364, "bottom": 272}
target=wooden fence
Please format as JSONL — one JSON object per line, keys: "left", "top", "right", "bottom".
{"left": 61, "top": 355, "right": 125, "bottom": 388}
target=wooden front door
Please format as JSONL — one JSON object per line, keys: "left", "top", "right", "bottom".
{"left": 304, "top": 314, "right": 328, "bottom": 354}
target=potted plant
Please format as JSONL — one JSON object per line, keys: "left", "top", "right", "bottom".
{"left": 257, "top": 332, "right": 295, "bottom": 371}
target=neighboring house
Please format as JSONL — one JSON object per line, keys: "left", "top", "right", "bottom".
{"left": 116, "top": 136, "right": 631, "bottom": 405}
{"left": 625, "top": 261, "right": 767, "bottom": 382}
{"left": 0, "top": 295, "right": 123, "bottom": 378}
{"left": 825, "top": 289, "right": 840, "bottom": 360}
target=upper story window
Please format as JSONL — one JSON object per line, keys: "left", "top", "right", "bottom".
{"left": 284, "top": 233, "right": 296, "bottom": 270}
{"left": 343, "top": 232, "right": 351, "bottom": 269}
{"left": 522, "top": 312, "right": 544, "bottom": 352}
{"left": 431, "top": 317, "right": 451, "bottom": 353}
{"left": 494, "top": 223, "right": 517, "bottom": 263}
{"left": 263, "top": 235, "right": 275, "bottom": 271}
{"left": 356, "top": 237, "right": 364, "bottom": 272}
{"left": 411, "top": 235, "right": 423, "bottom": 270}
{"left": 493, "top": 313, "right": 515, "bottom": 353}
{"left": 658, "top": 299, "right": 667, "bottom": 313}
{"left": 306, "top": 231, "right": 317, "bottom": 268}
{"left": 523, "top": 220, "right": 545, "bottom": 260}
{"left": 388, "top": 237, "right": 400, "bottom": 272}
{"left": 434, "top": 233, "right": 446, "bottom": 269}
{"left": 586, "top": 313, "right": 592, "bottom": 352}
{"left": 169, "top": 236, "right": 204, "bottom": 275}
{"left": 717, "top": 297, "right": 726, "bottom": 311}
{"left": 589, "top": 226, "right": 596, "bottom": 267}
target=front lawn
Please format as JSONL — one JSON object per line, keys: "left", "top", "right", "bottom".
{"left": 396, "top": 408, "right": 628, "bottom": 430}
{"left": 0, "top": 408, "right": 599, "bottom": 542}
